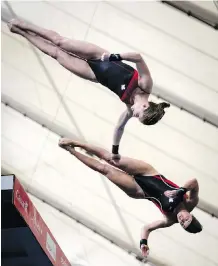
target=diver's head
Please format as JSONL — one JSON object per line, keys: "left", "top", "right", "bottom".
{"left": 177, "top": 209, "right": 202, "bottom": 233}
{"left": 137, "top": 101, "right": 170, "bottom": 125}
{"left": 131, "top": 102, "right": 149, "bottom": 119}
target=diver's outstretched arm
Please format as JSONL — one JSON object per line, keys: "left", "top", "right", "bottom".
{"left": 112, "top": 107, "right": 133, "bottom": 158}
{"left": 140, "top": 218, "right": 175, "bottom": 257}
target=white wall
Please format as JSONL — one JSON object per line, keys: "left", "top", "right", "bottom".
{"left": 2, "top": 1, "right": 218, "bottom": 266}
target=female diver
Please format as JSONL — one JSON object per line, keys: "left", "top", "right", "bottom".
{"left": 59, "top": 138, "right": 202, "bottom": 257}
{"left": 8, "top": 19, "right": 170, "bottom": 157}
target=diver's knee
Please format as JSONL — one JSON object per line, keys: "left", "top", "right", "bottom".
{"left": 55, "top": 37, "right": 69, "bottom": 48}
{"left": 50, "top": 32, "right": 63, "bottom": 46}
{"left": 50, "top": 46, "right": 60, "bottom": 59}
{"left": 104, "top": 155, "right": 114, "bottom": 164}
{"left": 97, "top": 163, "right": 109, "bottom": 175}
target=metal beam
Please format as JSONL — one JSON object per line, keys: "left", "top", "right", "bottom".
{"left": 161, "top": 1, "right": 218, "bottom": 29}
{"left": 153, "top": 85, "right": 218, "bottom": 128}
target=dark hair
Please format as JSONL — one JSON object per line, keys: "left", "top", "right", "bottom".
{"left": 185, "top": 216, "right": 202, "bottom": 234}
{"left": 141, "top": 101, "right": 170, "bottom": 125}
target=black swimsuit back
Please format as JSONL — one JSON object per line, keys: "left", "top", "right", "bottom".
{"left": 87, "top": 59, "right": 135, "bottom": 98}
{"left": 134, "top": 174, "right": 182, "bottom": 213}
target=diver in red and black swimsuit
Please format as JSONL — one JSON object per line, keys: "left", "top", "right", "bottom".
{"left": 8, "top": 19, "right": 170, "bottom": 158}
{"left": 88, "top": 56, "right": 139, "bottom": 104}
{"left": 59, "top": 138, "right": 203, "bottom": 258}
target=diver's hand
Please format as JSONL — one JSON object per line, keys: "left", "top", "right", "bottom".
{"left": 111, "top": 153, "right": 121, "bottom": 161}
{"left": 101, "top": 53, "right": 122, "bottom": 62}
{"left": 141, "top": 244, "right": 149, "bottom": 257}
{"left": 101, "top": 53, "right": 110, "bottom": 61}
{"left": 165, "top": 188, "right": 187, "bottom": 199}
{"left": 164, "top": 190, "right": 178, "bottom": 198}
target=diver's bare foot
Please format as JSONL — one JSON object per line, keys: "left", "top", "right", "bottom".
{"left": 7, "top": 18, "right": 27, "bottom": 30}
{"left": 7, "top": 22, "right": 27, "bottom": 36}
{"left": 7, "top": 18, "right": 21, "bottom": 30}
{"left": 58, "top": 138, "right": 80, "bottom": 148}
{"left": 64, "top": 145, "right": 74, "bottom": 152}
